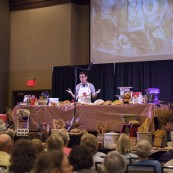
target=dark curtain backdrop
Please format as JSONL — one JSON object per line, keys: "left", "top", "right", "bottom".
{"left": 114, "top": 60, "right": 173, "bottom": 103}
{"left": 52, "top": 60, "right": 173, "bottom": 103}
{"left": 88, "top": 63, "right": 115, "bottom": 101}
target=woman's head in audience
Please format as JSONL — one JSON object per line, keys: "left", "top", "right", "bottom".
{"left": 116, "top": 133, "right": 132, "bottom": 155}
{"left": 46, "top": 134, "right": 64, "bottom": 151}
{"left": 57, "top": 129, "right": 70, "bottom": 147}
{"left": 32, "top": 139, "right": 44, "bottom": 155}
{"left": 9, "top": 139, "right": 36, "bottom": 173}
{"left": 80, "top": 133, "right": 98, "bottom": 155}
{"left": 135, "top": 140, "right": 152, "bottom": 159}
{"left": 33, "top": 150, "right": 73, "bottom": 173}
{"left": 69, "top": 145, "right": 93, "bottom": 171}
{"left": 104, "top": 151, "right": 126, "bottom": 173}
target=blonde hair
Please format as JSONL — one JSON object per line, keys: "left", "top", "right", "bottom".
{"left": 116, "top": 133, "right": 132, "bottom": 154}
{"left": 80, "top": 133, "right": 98, "bottom": 155}
{"left": 46, "top": 134, "right": 64, "bottom": 151}
{"left": 57, "top": 129, "right": 70, "bottom": 146}
{"left": 135, "top": 140, "right": 152, "bottom": 159}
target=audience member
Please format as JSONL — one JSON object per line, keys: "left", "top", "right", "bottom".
{"left": 3, "top": 130, "right": 14, "bottom": 142}
{"left": 69, "top": 145, "right": 97, "bottom": 173}
{"left": 80, "top": 133, "right": 105, "bottom": 163}
{"left": 135, "top": 140, "right": 162, "bottom": 173}
{"left": 31, "top": 139, "right": 44, "bottom": 156}
{"left": 33, "top": 150, "right": 73, "bottom": 173}
{"left": 103, "top": 151, "right": 126, "bottom": 173}
{"left": 3, "top": 139, "right": 36, "bottom": 173}
{"left": 0, "top": 134, "right": 12, "bottom": 167}
{"left": 57, "top": 129, "right": 71, "bottom": 156}
{"left": 46, "top": 134, "right": 64, "bottom": 151}
{"left": 28, "top": 132, "right": 42, "bottom": 141}
{"left": 116, "top": 133, "right": 138, "bottom": 163}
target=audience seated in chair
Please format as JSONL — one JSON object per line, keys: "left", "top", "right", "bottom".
{"left": 135, "top": 140, "right": 162, "bottom": 173}
{"left": 2, "top": 139, "right": 36, "bottom": 173}
{"left": 1, "top": 130, "right": 14, "bottom": 142}
{"left": 0, "top": 134, "right": 13, "bottom": 167}
{"left": 46, "top": 134, "right": 64, "bottom": 152}
{"left": 103, "top": 151, "right": 126, "bottom": 173}
{"left": 33, "top": 150, "right": 73, "bottom": 173}
{"left": 69, "top": 145, "right": 97, "bottom": 173}
{"left": 31, "top": 139, "right": 44, "bottom": 156}
{"left": 116, "top": 133, "right": 138, "bottom": 164}
{"left": 56, "top": 129, "right": 71, "bottom": 156}
{"left": 80, "top": 133, "right": 106, "bottom": 163}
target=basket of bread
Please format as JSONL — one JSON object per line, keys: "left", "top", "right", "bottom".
{"left": 51, "top": 119, "right": 66, "bottom": 135}
{"left": 69, "top": 128, "right": 87, "bottom": 135}
{"left": 154, "top": 105, "right": 173, "bottom": 147}
{"left": 137, "top": 118, "right": 153, "bottom": 144}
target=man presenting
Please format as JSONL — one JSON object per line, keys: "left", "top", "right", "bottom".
{"left": 66, "top": 72, "right": 100, "bottom": 104}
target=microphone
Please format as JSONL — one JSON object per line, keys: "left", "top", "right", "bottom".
{"left": 88, "top": 58, "right": 94, "bottom": 71}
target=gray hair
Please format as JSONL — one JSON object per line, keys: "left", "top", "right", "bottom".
{"left": 104, "top": 151, "right": 126, "bottom": 173}
{"left": 135, "top": 140, "right": 152, "bottom": 159}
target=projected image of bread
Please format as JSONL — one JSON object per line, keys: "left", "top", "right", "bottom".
{"left": 91, "top": 0, "right": 173, "bottom": 62}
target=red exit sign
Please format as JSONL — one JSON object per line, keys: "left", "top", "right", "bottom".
{"left": 26, "top": 79, "right": 36, "bottom": 86}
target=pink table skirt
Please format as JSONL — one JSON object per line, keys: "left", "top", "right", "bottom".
{"left": 12, "top": 104, "right": 154, "bottom": 132}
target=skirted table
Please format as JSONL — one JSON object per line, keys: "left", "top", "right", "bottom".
{"left": 12, "top": 104, "right": 154, "bottom": 132}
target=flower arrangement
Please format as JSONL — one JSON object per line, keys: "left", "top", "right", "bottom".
{"left": 17, "top": 108, "right": 30, "bottom": 120}
{"left": 155, "top": 105, "right": 173, "bottom": 128}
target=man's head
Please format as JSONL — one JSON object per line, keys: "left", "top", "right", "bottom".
{"left": 0, "top": 134, "right": 13, "bottom": 153}
{"left": 79, "top": 72, "right": 88, "bottom": 84}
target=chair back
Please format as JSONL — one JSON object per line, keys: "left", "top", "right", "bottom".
{"left": 129, "top": 157, "right": 139, "bottom": 164}
{"left": 127, "top": 164, "right": 156, "bottom": 173}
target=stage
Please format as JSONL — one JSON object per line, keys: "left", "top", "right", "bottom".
{"left": 12, "top": 104, "right": 154, "bottom": 132}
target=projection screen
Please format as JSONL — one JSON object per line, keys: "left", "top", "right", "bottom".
{"left": 90, "top": 0, "right": 173, "bottom": 63}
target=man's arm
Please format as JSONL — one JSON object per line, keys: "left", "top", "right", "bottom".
{"left": 92, "top": 89, "right": 101, "bottom": 99}
{"left": 66, "top": 88, "right": 75, "bottom": 98}
{"left": 66, "top": 85, "right": 79, "bottom": 99}
{"left": 89, "top": 83, "right": 101, "bottom": 99}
